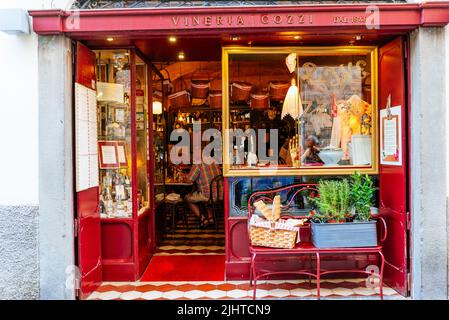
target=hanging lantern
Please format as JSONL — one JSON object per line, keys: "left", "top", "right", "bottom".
{"left": 152, "top": 101, "right": 163, "bottom": 115}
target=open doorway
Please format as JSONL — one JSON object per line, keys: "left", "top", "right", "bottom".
{"left": 145, "top": 58, "right": 226, "bottom": 281}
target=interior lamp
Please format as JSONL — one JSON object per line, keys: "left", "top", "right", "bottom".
{"left": 152, "top": 101, "right": 163, "bottom": 115}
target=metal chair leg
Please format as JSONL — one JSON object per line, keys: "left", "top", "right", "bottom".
{"left": 379, "top": 251, "right": 385, "bottom": 300}
{"left": 171, "top": 205, "right": 176, "bottom": 236}
{"left": 182, "top": 203, "right": 188, "bottom": 228}
{"left": 316, "top": 252, "right": 321, "bottom": 300}
{"left": 212, "top": 203, "right": 218, "bottom": 231}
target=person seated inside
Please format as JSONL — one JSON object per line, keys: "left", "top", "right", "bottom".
{"left": 184, "top": 158, "right": 222, "bottom": 228}
{"left": 301, "top": 135, "right": 324, "bottom": 165}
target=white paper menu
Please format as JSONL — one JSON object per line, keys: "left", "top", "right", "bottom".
{"left": 117, "top": 145, "right": 127, "bottom": 165}
{"left": 75, "top": 83, "right": 100, "bottom": 191}
{"left": 380, "top": 105, "right": 402, "bottom": 166}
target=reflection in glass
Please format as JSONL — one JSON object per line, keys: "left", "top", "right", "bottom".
{"left": 299, "top": 55, "right": 372, "bottom": 167}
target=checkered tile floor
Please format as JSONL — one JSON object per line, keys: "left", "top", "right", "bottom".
{"left": 156, "top": 211, "right": 225, "bottom": 255}
{"left": 86, "top": 278, "right": 403, "bottom": 300}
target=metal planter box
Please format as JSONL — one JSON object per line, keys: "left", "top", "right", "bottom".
{"left": 311, "top": 220, "right": 377, "bottom": 248}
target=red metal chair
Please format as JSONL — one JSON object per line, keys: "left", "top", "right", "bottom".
{"left": 247, "top": 183, "right": 388, "bottom": 300}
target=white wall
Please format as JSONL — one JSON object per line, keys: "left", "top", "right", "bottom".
{"left": 0, "top": 0, "right": 72, "bottom": 206}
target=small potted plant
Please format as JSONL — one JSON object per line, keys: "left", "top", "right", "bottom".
{"left": 350, "top": 172, "right": 376, "bottom": 222}
{"left": 309, "top": 173, "right": 378, "bottom": 248}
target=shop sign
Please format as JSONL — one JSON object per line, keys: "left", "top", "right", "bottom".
{"left": 169, "top": 12, "right": 369, "bottom": 28}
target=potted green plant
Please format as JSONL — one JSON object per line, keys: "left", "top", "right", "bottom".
{"left": 350, "top": 172, "right": 376, "bottom": 222}
{"left": 309, "top": 174, "right": 378, "bottom": 248}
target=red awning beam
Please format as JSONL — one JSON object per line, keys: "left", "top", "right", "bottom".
{"left": 29, "top": 2, "right": 449, "bottom": 37}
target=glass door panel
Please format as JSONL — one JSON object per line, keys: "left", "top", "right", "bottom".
{"left": 96, "top": 49, "right": 133, "bottom": 219}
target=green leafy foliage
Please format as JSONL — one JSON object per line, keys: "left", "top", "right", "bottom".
{"left": 309, "top": 179, "right": 351, "bottom": 223}
{"left": 350, "top": 172, "right": 376, "bottom": 221}
{"left": 308, "top": 173, "right": 377, "bottom": 223}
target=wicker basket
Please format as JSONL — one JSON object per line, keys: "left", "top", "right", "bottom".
{"left": 269, "top": 81, "right": 290, "bottom": 101}
{"left": 168, "top": 78, "right": 190, "bottom": 110}
{"left": 250, "top": 93, "right": 269, "bottom": 110}
{"left": 153, "top": 90, "right": 163, "bottom": 100}
{"left": 231, "top": 82, "right": 253, "bottom": 103}
{"left": 168, "top": 90, "right": 190, "bottom": 110}
{"left": 249, "top": 223, "right": 297, "bottom": 249}
{"left": 209, "top": 90, "right": 222, "bottom": 110}
{"left": 191, "top": 80, "right": 210, "bottom": 99}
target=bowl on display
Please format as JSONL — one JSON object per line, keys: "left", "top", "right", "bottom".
{"left": 319, "top": 148, "right": 343, "bottom": 165}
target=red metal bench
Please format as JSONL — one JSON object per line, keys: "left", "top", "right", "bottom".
{"left": 247, "top": 183, "right": 387, "bottom": 300}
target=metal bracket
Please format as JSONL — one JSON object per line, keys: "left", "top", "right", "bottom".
{"left": 406, "top": 272, "right": 412, "bottom": 294}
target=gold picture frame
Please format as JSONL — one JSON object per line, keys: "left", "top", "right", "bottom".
{"left": 221, "top": 46, "right": 378, "bottom": 177}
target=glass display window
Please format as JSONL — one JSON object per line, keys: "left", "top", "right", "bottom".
{"left": 96, "top": 49, "right": 134, "bottom": 218}
{"left": 222, "top": 46, "right": 378, "bottom": 177}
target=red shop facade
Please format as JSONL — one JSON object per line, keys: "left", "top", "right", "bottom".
{"left": 30, "top": 1, "right": 449, "bottom": 299}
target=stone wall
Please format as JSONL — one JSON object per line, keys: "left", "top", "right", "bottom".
{"left": 0, "top": 206, "right": 39, "bottom": 299}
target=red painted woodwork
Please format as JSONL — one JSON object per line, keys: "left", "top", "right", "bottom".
{"left": 99, "top": 50, "right": 155, "bottom": 282}
{"left": 75, "top": 42, "right": 102, "bottom": 298}
{"left": 101, "top": 220, "right": 133, "bottom": 260}
{"left": 29, "top": 3, "right": 449, "bottom": 36}
{"left": 378, "top": 37, "right": 409, "bottom": 296}
{"left": 138, "top": 209, "right": 153, "bottom": 276}
{"left": 75, "top": 42, "right": 96, "bottom": 90}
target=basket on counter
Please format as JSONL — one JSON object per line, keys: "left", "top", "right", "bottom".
{"left": 231, "top": 81, "right": 253, "bottom": 103}
{"left": 250, "top": 93, "right": 269, "bottom": 110}
{"left": 248, "top": 196, "right": 303, "bottom": 249}
{"left": 269, "top": 81, "right": 290, "bottom": 101}
{"left": 249, "top": 221, "right": 298, "bottom": 249}
{"left": 209, "top": 90, "right": 222, "bottom": 110}
{"left": 191, "top": 80, "right": 210, "bottom": 99}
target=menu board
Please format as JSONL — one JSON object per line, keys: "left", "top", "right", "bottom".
{"left": 75, "top": 83, "right": 99, "bottom": 191}
{"left": 380, "top": 105, "right": 402, "bottom": 166}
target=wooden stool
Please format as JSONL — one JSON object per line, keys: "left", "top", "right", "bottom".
{"left": 165, "top": 199, "right": 187, "bottom": 234}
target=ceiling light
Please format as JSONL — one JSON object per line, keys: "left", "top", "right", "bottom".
{"left": 355, "top": 35, "right": 362, "bottom": 41}
{"left": 178, "top": 52, "right": 185, "bottom": 60}
{"left": 169, "top": 36, "right": 177, "bottom": 43}
{"left": 293, "top": 35, "right": 302, "bottom": 40}
{"left": 106, "top": 37, "right": 114, "bottom": 42}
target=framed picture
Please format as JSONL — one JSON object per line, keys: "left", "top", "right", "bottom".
{"left": 116, "top": 141, "right": 129, "bottom": 168}
{"left": 136, "top": 112, "right": 145, "bottom": 130}
{"left": 98, "top": 141, "right": 120, "bottom": 169}
{"left": 114, "top": 107, "right": 126, "bottom": 123}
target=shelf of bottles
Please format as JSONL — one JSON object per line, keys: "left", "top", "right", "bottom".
{"left": 153, "top": 112, "right": 166, "bottom": 185}
{"left": 96, "top": 49, "right": 134, "bottom": 219}
{"left": 229, "top": 109, "right": 251, "bottom": 131}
